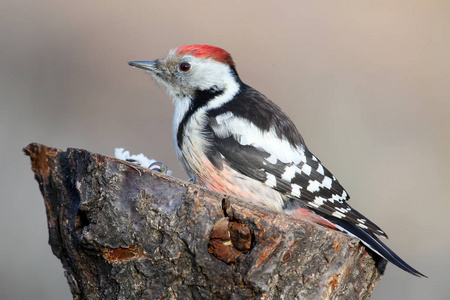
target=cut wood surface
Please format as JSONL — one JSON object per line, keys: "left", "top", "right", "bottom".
{"left": 24, "top": 143, "right": 381, "bottom": 299}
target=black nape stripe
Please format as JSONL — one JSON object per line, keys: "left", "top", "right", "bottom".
{"left": 177, "top": 87, "right": 224, "bottom": 149}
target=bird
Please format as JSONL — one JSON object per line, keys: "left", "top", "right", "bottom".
{"left": 128, "top": 44, "right": 425, "bottom": 277}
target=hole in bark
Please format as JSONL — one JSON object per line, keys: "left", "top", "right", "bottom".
{"left": 75, "top": 210, "right": 90, "bottom": 229}
{"left": 221, "top": 197, "right": 229, "bottom": 217}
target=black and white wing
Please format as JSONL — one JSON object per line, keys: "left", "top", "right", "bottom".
{"left": 206, "top": 84, "right": 387, "bottom": 238}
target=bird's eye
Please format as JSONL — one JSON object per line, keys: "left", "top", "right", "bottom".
{"left": 179, "top": 62, "right": 191, "bottom": 72}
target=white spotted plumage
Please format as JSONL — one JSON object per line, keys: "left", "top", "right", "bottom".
{"left": 128, "top": 44, "right": 425, "bottom": 277}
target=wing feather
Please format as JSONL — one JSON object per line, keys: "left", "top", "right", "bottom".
{"left": 205, "top": 85, "right": 387, "bottom": 237}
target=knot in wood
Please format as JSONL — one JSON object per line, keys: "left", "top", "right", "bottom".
{"left": 208, "top": 217, "right": 252, "bottom": 263}
{"left": 229, "top": 221, "right": 252, "bottom": 251}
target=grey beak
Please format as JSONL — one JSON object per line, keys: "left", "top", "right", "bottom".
{"left": 128, "top": 60, "right": 158, "bottom": 71}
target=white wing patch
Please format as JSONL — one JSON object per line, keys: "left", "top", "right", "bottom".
{"left": 282, "top": 165, "right": 301, "bottom": 182}
{"left": 342, "top": 190, "right": 348, "bottom": 199}
{"left": 266, "top": 154, "right": 278, "bottom": 164}
{"left": 307, "top": 176, "right": 334, "bottom": 194}
{"left": 265, "top": 172, "right": 277, "bottom": 188}
{"left": 322, "top": 176, "right": 332, "bottom": 189}
{"left": 312, "top": 196, "right": 327, "bottom": 207}
{"left": 317, "top": 163, "right": 324, "bottom": 175}
{"left": 211, "top": 115, "right": 306, "bottom": 165}
{"left": 301, "top": 164, "right": 312, "bottom": 176}
{"left": 307, "top": 180, "right": 321, "bottom": 192}
{"left": 331, "top": 193, "right": 345, "bottom": 202}
{"left": 291, "top": 184, "right": 301, "bottom": 197}
{"left": 214, "top": 111, "right": 234, "bottom": 124}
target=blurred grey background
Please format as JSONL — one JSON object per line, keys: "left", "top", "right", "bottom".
{"left": 1, "top": 1, "right": 449, "bottom": 299}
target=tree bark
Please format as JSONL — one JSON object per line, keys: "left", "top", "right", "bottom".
{"left": 24, "top": 143, "right": 381, "bottom": 299}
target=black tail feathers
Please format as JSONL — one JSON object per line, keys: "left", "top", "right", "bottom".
{"left": 323, "top": 214, "right": 426, "bottom": 277}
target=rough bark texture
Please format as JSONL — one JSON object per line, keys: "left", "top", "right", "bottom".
{"left": 24, "top": 143, "right": 382, "bottom": 299}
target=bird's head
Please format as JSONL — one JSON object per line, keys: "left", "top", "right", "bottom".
{"left": 129, "top": 45, "right": 240, "bottom": 100}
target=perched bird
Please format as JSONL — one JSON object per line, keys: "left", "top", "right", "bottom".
{"left": 128, "top": 44, "right": 425, "bottom": 277}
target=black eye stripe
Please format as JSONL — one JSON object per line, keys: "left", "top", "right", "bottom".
{"left": 179, "top": 62, "right": 191, "bottom": 72}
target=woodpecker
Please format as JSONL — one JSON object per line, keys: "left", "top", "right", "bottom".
{"left": 128, "top": 44, "right": 425, "bottom": 277}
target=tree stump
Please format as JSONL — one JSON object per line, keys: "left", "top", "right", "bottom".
{"left": 23, "top": 143, "right": 381, "bottom": 299}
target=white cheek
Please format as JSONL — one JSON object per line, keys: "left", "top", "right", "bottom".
{"left": 188, "top": 58, "right": 233, "bottom": 90}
